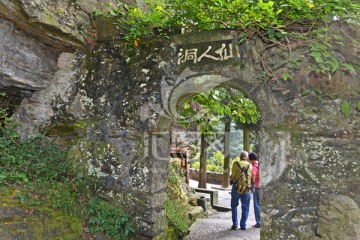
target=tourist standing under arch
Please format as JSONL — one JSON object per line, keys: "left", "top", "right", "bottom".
{"left": 230, "top": 151, "right": 252, "bottom": 230}
{"left": 249, "top": 152, "right": 260, "bottom": 228}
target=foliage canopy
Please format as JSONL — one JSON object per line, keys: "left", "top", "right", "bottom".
{"left": 177, "top": 87, "right": 261, "bottom": 135}
{"left": 98, "top": 0, "right": 359, "bottom": 39}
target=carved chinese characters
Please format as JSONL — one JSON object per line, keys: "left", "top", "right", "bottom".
{"left": 177, "top": 42, "right": 240, "bottom": 65}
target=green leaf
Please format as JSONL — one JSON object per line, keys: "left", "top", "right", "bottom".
{"left": 275, "top": 31, "right": 285, "bottom": 40}
{"left": 310, "top": 52, "right": 322, "bottom": 58}
{"left": 94, "top": 9, "right": 103, "bottom": 17}
{"left": 300, "top": 90, "right": 312, "bottom": 96}
{"left": 315, "top": 88, "right": 323, "bottom": 95}
{"left": 314, "top": 57, "right": 324, "bottom": 63}
{"left": 328, "top": 60, "right": 340, "bottom": 73}
{"left": 341, "top": 100, "right": 350, "bottom": 117}
{"left": 342, "top": 63, "right": 356, "bottom": 73}
{"left": 281, "top": 73, "right": 292, "bottom": 81}
{"left": 357, "top": 101, "right": 360, "bottom": 110}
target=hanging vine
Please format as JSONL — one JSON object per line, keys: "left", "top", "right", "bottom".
{"left": 94, "top": 0, "right": 360, "bottom": 116}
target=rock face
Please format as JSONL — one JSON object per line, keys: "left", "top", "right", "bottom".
{"left": 0, "top": 1, "right": 359, "bottom": 240}
{"left": 0, "top": 18, "right": 59, "bottom": 98}
{"left": 316, "top": 194, "right": 360, "bottom": 240}
{"left": 0, "top": 0, "right": 147, "bottom": 106}
{"left": 0, "top": 0, "right": 83, "bottom": 51}
{"left": 14, "top": 52, "right": 82, "bottom": 137}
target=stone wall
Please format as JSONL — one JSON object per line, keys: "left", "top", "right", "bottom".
{"left": 0, "top": 2, "right": 359, "bottom": 239}
{"left": 189, "top": 168, "right": 223, "bottom": 185}
{"left": 64, "top": 27, "right": 358, "bottom": 239}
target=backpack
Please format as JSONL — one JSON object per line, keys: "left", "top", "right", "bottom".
{"left": 234, "top": 161, "right": 252, "bottom": 194}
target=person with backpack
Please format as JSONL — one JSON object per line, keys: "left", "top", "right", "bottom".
{"left": 249, "top": 152, "right": 260, "bottom": 228}
{"left": 230, "top": 151, "right": 253, "bottom": 230}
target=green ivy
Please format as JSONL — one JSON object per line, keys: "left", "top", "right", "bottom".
{"left": 95, "top": 0, "right": 359, "bottom": 77}
{"left": 83, "top": 197, "right": 136, "bottom": 239}
{"left": 341, "top": 100, "right": 350, "bottom": 118}
{"left": 165, "top": 197, "right": 191, "bottom": 238}
{"left": 168, "top": 163, "right": 183, "bottom": 185}
{"left": 96, "top": 1, "right": 359, "bottom": 37}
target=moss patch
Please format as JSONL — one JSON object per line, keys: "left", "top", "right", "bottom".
{"left": 0, "top": 191, "right": 82, "bottom": 240}
{"left": 67, "top": 138, "right": 124, "bottom": 177}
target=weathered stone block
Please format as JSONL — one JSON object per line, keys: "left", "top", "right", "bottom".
{"left": 316, "top": 194, "right": 360, "bottom": 240}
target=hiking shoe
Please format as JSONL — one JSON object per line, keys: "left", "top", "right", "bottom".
{"left": 252, "top": 224, "right": 260, "bottom": 228}
{"left": 231, "top": 225, "right": 239, "bottom": 230}
{"left": 240, "top": 227, "right": 246, "bottom": 230}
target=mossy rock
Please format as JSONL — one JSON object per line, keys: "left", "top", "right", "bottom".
{"left": 0, "top": 190, "right": 82, "bottom": 240}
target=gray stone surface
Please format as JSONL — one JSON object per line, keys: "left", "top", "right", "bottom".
{"left": 186, "top": 218, "right": 260, "bottom": 240}
{"left": 14, "top": 52, "right": 81, "bottom": 137}
{"left": 316, "top": 194, "right": 360, "bottom": 240}
{"left": 0, "top": 18, "right": 59, "bottom": 95}
{"left": 10, "top": 29, "right": 360, "bottom": 239}
{"left": 186, "top": 180, "right": 260, "bottom": 240}
{"left": 0, "top": 0, "right": 83, "bottom": 51}
{"left": 0, "top": 0, "right": 148, "bottom": 51}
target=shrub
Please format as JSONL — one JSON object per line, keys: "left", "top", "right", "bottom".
{"left": 191, "top": 161, "right": 200, "bottom": 170}
{"left": 83, "top": 197, "right": 135, "bottom": 239}
{"left": 207, "top": 163, "right": 222, "bottom": 173}
{"left": 166, "top": 159, "right": 193, "bottom": 239}
{"left": 208, "top": 151, "right": 224, "bottom": 166}
{"left": 168, "top": 162, "right": 182, "bottom": 185}
{"left": 165, "top": 197, "right": 191, "bottom": 238}
{"left": 0, "top": 137, "right": 69, "bottom": 185}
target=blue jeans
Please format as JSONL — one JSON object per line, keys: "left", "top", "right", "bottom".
{"left": 253, "top": 188, "right": 260, "bottom": 225}
{"left": 231, "top": 184, "right": 251, "bottom": 228}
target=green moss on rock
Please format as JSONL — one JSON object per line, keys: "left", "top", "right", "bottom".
{"left": 271, "top": 184, "right": 292, "bottom": 205}
{"left": 67, "top": 138, "right": 124, "bottom": 177}
{"left": 47, "top": 119, "right": 95, "bottom": 136}
{"left": 0, "top": 191, "right": 82, "bottom": 240}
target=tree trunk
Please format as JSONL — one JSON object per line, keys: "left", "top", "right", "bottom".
{"left": 198, "top": 133, "right": 207, "bottom": 188}
{"left": 222, "top": 120, "right": 231, "bottom": 188}
{"left": 243, "top": 126, "right": 250, "bottom": 152}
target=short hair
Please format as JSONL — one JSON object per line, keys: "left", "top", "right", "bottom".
{"left": 240, "top": 151, "right": 248, "bottom": 160}
{"left": 249, "top": 152, "right": 258, "bottom": 161}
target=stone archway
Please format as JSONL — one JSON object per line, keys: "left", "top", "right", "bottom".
{"left": 153, "top": 32, "right": 291, "bottom": 239}
{"left": 7, "top": 26, "right": 360, "bottom": 240}
{"left": 142, "top": 28, "right": 359, "bottom": 239}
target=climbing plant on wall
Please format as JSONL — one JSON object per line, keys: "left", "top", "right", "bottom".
{"left": 95, "top": 0, "right": 360, "bottom": 114}
{"left": 96, "top": 1, "right": 359, "bottom": 73}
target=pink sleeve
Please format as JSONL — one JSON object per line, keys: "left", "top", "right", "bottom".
{"left": 252, "top": 166, "right": 258, "bottom": 175}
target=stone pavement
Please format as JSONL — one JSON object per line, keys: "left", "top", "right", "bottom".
{"left": 185, "top": 180, "right": 260, "bottom": 240}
